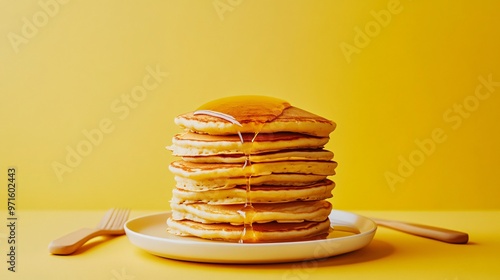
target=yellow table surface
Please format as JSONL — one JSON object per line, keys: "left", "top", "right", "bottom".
{"left": 1, "top": 210, "right": 499, "bottom": 280}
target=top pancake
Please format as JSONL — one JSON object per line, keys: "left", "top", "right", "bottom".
{"left": 174, "top": 96, "right": 336, "bottom": 137}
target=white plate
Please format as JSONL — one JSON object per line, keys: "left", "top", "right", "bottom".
{"left": 124, "top": 210, "right": 377, "bottom": 264}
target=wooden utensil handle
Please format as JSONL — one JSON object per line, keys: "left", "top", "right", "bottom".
{"left": 375, "top": 219, "right": 469, "bottom": 244}
{"left": 48, "top": 228, "right": 102, "bottom": 255}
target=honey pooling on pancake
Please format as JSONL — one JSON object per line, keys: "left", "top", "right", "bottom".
{"left": 196, "top": 95, "right": 290, "bottom": 124}
{"left": 166, "top": 95, "right": 337, "bottom": 243}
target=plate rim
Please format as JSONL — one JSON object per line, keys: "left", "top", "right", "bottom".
{"left": 124, "top": 210, "right": 377, "bottom": 263}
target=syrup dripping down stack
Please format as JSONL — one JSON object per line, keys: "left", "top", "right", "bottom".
{"left": 166, "top": 96, "right": 337, "bottom": 242}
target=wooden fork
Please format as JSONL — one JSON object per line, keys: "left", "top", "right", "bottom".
{"left": 49, "top": 208, "right": 130, "bottom": 255}
{"left": 371, "top": 217, "right": 469, "bottom": 244}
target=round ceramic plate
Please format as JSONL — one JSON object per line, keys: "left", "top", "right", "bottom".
{"left": 124, "top": 210, "right": 377, "bottom": 264}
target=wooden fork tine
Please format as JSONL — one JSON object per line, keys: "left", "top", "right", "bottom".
{"left": 98, "top": 208, "right": 115, "bottom": 229}
{"left": 112, "top": 208, "right": 130, "bottom": 230}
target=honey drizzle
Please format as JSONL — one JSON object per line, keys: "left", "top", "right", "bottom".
{"left": 238, "top": 174, "right": 255, "bottom": 243}
{"left": 236, "top": 129, "right": 262, "bottom": 243}
{"left": 193, "top": 110, "right": 242, "bottom": 126}
{"left": 194, "top": 96, "right": 285, "bottom": 243}
{"left": 193, "top": 110, "right": 244, "bottom": 142}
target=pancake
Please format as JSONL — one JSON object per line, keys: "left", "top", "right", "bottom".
{"left": 170, "top": 200, "right": 332, "bottom": 224}
{"left": 169, "top": 132, "right": 330, "bottom": 156}
{"left": 174, "top": 173, "right": 331, "bottom": 191}
{"left": 166, "top": 217, "right": 331, "bottom": 243}
{"left": 174, "top": 96, "right": 335, "bottom": 137}
{"left": 169, "top": 160, "right": 337, "bottom": 181}
{"left": 171, "top": 179, "right": 335, "bottom": 204}
{"left": 179, "top": 149, "right": 334, "bottom": 164}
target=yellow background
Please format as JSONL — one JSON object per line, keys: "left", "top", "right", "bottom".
{"left": 1, "top": 0, "right": 500, "bottom": 211}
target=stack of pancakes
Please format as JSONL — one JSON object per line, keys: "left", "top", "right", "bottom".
{"left": 166, "top": 96, "right": 337, "bottom": 242}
